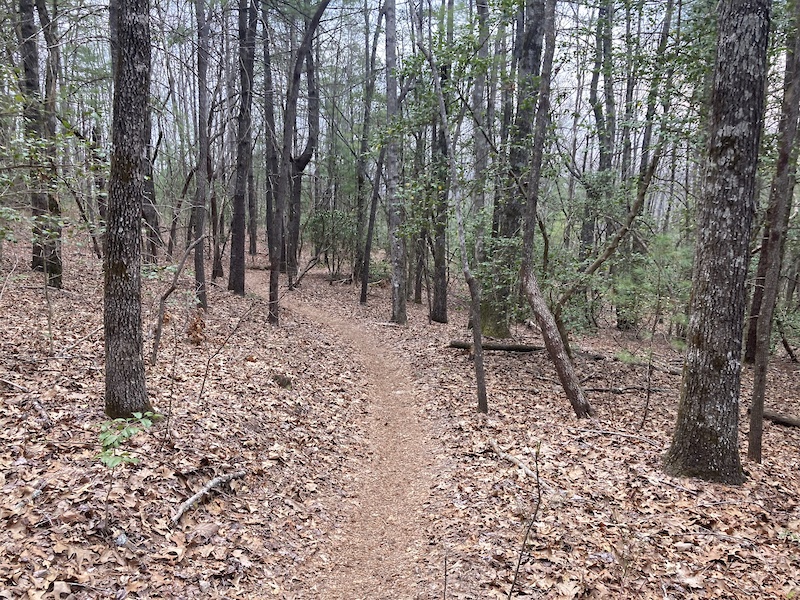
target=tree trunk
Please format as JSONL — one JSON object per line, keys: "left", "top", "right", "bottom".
{"left": 429, "top": 0, "right": 453, "bottom": 325}
{"left": 353, "top": 2, "right": 383, "bottom": 283}
{"left": 19, "top": 0, "right": 61, "bottom": 287}
{"left": 104, "top": 0, "right": 153, "bottom": 419}
{"left": 359, "top": 148, "right": 385, "bottom": 304}
{"left": 248, "top": 163, "right": 257, "bottom": 256}
{"left": 418, "top": 22, "right": 487, "bottom": 412}
{"left": 664, "top": 0, "right": 770, "bottom": 484}
{"left": 748, "top": 0, "right": 800, "bottom": 463}
{"left": 270, "top": 0, "right": 330, "bottom": 322}
{"left": 262, "top": 4, "right": 280, "bottom": 321}
{"left": 482, "top": 0, "right": 545, "bottom": 338}
{"left": 287, "top": 49, "right": 320, "bottom": 287}
{"left": 193, "top": 0, "right": 210, "bottom": 310}
{"left": 34, "top": 0, "right": 63, "bottom": 288}
{"left": 386, "top": 0, "right": 406, "bottom": 324}
{"left": 472, "top": 0, "right": 489, "bottom": 266}
{"left": 228, "top": 0, "right": 258, "bottom": 295}
{"left": 519, "top": 0, "right": 592, "bottom": 419}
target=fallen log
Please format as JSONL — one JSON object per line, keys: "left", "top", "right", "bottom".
{"left": 762, "top": 409, "right": 800, "bottom": 428}
{"left": 449, "top": 340, "right": 544, "bottom": 352}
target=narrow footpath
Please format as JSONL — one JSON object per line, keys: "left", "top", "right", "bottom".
{"left": 288, "top": 298, "right": 436, "bottom": 598}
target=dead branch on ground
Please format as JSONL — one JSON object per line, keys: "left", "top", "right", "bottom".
{"left": 449, "top": 340, "right": 544, "bottom": 352}
{"left": 570, "top": 428, "right": 661, "bottom": 448}
{"left": 748, "top": 408, "right": 800, "bottom": 428}
{"left": 171, "top": 470, "right": 246, "bottom": 524}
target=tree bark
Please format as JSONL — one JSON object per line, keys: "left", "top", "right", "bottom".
{"left": 262, "top": 4, "right": 280, "bottom": 322}
{"left": 33, "top": 0, "right": 63, "bottom": 288}
{"left": 19, "top": 0, "right": 61, "bottom": 287}
{"left": 418, "top": 23, "right": 487, "bottom": 412}
{"left": 193, "top": 0, "right": 210, "bottom": 310}
{"left": 270, "top": 0, "right": 330, "bottom": 323}
{"left": 449, "top": 340, "right": 543, "bottom": 352}
{"left": 354, "top": 2, "right": 383, "bottom": 283}
{"left": 664, "top": 0, "right": 770, "bottom": 484}
{"left": 228, "top": 0, "right": 259, "bottom": 296}
{"left": 104, "top": 0, "right": 153, "bottom": 419}
{"left": 482, "top": 0, "right": 545, "bottom": 339}
{"left": 748, "top": 0, "right": 800, "bottom": 463}
{"left": 287, "top": 50, "right": 320, "bottom": 287}
{"left": 359, "top": 148, "right": 385, "bottom": 304}
{"left": 386, "top": 0, "right": 406, "bottom": 325}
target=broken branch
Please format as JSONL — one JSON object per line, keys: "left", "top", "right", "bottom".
{"left": 171, "top": 470, "right": 246, "bottom": 525}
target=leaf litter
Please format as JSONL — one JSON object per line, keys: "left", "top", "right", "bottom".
{"left": 0, "top": 239, "right": 798, "bottom": 599}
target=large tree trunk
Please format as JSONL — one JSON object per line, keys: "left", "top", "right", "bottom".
{"left": 664, "top": 0, "right": 770, "bottom": 484}
{"left": 386, "top": 0, "right": 406, "bottom": 324}
{"left": 104, "top": 0, "right": 153, "bottom": 419}
{"left": 748, "top": 0, "right": 800, "bottom": 463}
{"left": 228, "top": 0, "right": 258, "bottom": 296}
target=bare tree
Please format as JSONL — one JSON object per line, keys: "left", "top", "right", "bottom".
{"left": 519, "top": 0, "right": 592, "bottom": 419}
{"left": 193, "top": 0, "right": 210, "bottom": 309}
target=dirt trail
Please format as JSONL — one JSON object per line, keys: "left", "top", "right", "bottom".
{"left": 289, "top": 299, "right": 436, "bottom": 598}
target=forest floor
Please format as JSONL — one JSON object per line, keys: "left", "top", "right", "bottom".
{"left": 1, "top": 236, "right": 800, "bottom": 599}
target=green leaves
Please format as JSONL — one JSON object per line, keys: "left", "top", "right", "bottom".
{"left": 97, "top": 411, "right": 159, "bottom": 470}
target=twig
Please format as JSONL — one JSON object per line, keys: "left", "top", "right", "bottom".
{"left": 584, "top": 386, "right": 669, "bottom": 394}
{"left": 508, "top": 442, "right": 542, "bottom": 600}
{"left": 489, "top": 439, "right": 537, "bottom": 479}
{"left": 570, "top": 428, "right": 661, "bottom": 448}
{"left": 58, "top": 325, "right": 103, "bottom": 356}
{"left": 198, "top": 300, "right": 257, "bottom": 404}
{"left": 171, "top": 470, "right": 246, "bottom": 524}
{"left": 0, "top": 255, "right": 20, "bottom": 304}
{"left": 489, "top": 439, "right": 555, "bottom": 495}
{"left": 0, "top": 378, "right": 30, "bottom": 392}
{"left": 150, "top": 236, "right": 205, "bottom": 365}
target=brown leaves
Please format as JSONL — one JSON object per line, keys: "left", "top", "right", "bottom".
{"left": 2, "top": 243, "right": 799, "bottom": 598}
{"left": 0, "top": 249, "right": 372, "bottom": 598}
